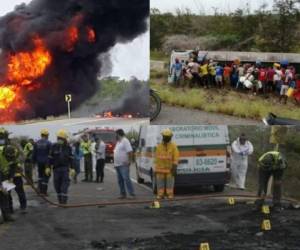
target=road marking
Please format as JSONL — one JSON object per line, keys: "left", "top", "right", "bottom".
{"left": 106, "top": 166, "right": 153, "bottom": 192}
{"left": 63, "top": 118, "right": 119, "bottom": 126}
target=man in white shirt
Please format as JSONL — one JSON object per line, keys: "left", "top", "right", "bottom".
{"left": 113, "top": 129, "right": 135, "bottom": 199}
{"left": 95, "top": 137, "right": 106, "bottom": 183}
{"left": 231, "top": 133, "right": 254, "bottom": 190}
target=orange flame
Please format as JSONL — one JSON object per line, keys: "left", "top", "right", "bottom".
{"left": 0, "top": 36, "right": 52, "bottom": 122}
{"left": 87, "top": 27, "right": 96, "bottom": 43}
{"left": 66, "top": 26, "right": 79, "bottom": 51}
{"left": 0, "top": 86, "right": 16, "bottom": 109}
{"left": 7, "top": 37, "right": 52, "bottom": 86}
{"left": 103, "top": 111, "right": 113, "bottom": 118}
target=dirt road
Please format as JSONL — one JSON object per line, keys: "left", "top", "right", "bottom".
{"left": 152, "top": 104, "right": 261, "bottom": 125}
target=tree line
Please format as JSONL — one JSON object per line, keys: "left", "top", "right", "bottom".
{"left": 151, "top": 0, "right": 300, "bottom": 53}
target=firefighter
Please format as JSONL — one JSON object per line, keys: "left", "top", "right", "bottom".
{"left": 80, "top": 134, "right": 93, "bottom": 182}
{"left": 256, "top": 150, "right": 287, "bottom": 212}
{"left": 48, "top": 129, "right": 75, "bottom": 204}
{"left": 155, "top": 129, "right": 179, "bottom": 199}
{"left": 23, "top": 139, "right": 35, "bottom": 184}
{"left": 0, "top": 128, "right": 27, "bottom": 215}
{"left": 0, "top": 128, "right": 14, "bottom": 222}
{"left": 33, "top": 129, "right": 52, "bottom": 196}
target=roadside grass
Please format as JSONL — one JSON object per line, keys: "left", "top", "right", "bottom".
{"left": 150, "top": 81, "right": 300, "bottom": 121}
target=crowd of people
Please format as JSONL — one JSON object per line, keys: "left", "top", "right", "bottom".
{"left": 170, "top": 53, "right": 300, "bottom": 104}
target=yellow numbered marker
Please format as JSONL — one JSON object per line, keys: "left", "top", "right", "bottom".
{"left": 262, "top": 205, "right": 270, "bottom": 214}
{"left": 228, "top": 197, "right": 235, "bottom": 205}
{"left": 261, "top": 220, "right": 271, "bottom": 231}
{"left": 199, "top": 243, "right": 210, "bottom": 250}
{"left": 152, "top": 200, "right": 161, "bottom": 209}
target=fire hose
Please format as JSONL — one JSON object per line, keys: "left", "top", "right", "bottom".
{"left": 21, "top": 174, "right": 299, "bottom": 209}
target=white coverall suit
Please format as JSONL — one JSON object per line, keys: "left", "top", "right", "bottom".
{"left": 231, "top": 139, "right": 254, "bottom": 189}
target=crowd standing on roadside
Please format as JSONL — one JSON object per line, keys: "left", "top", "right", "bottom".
{"left": 170, "top": 52, "right": 300, "bottom": 104}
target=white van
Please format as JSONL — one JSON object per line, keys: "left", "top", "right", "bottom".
{"left": 135, "top": 125, "right": 231, "bottom": 192}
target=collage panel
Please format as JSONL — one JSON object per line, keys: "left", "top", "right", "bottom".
{"left": 0, "top": 123, "right": 300, "bottom": 249}
{"left": 1, "top": 0, "right": 300, "bottom": 250}
{"left": 0, "top": 0, "right": 150, "bottom": 125}
{"left": 150, "top": 0, "right": 300, "bottom": 125}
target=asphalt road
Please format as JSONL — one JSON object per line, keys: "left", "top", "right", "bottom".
{"left": 1, "top": 164, "right": 299, "bottom": 250}
{"left": 21, "top": 117, "right": 149, "bottom": 126}
{"left": 151, "top": 104, "right": 261, "bottom": 125}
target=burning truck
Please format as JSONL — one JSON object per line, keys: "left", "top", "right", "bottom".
{"left": 0, "top": 0, "right": 149, "bottom": 123}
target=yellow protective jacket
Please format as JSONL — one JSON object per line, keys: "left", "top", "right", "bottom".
{"left": 80, "top": 141, "right": 92, "bottom": 155}
{"left": 155, "top": 142, "right": 179, "bottom": 174}
{"left": 24, "top": 142, "right": 34, "bottom": 159}
{"left": 0, "top": 145, "right": 22, "bottom": 178}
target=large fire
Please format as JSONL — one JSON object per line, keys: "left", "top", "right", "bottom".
{"left": 0, "top": 24, "right": 97, "bottom": 123}
{"left": 0, "top": 36, "right": 52, "bottom": 122}
{"left": 0, "top": 86, "right": 16, "bottom": 109}
{"left": 7, "top": 37, "right": 52, "bottom": 86}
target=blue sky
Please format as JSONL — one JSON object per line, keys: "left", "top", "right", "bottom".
{"left": 151, "top": 0, "right": 274, "bottom": 14}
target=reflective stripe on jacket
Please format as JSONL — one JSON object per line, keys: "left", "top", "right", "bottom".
{"left": 155, "top": 142, "right": 179, "bottom": 174}
{"left": 258, "top": 151, "right": 287, "bottom": 170}
{"left": 80, "top": 141, "right": 92, "bottom": 155}
{"left": 24, "top": 142, "right": 34, "bottom": 159}
{"left": 0, "top": 145, "right": 21, "bottom": 178}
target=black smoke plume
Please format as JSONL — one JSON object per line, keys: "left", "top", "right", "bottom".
{"left": 0, "top": 0, "right": 149, "bottom": 121}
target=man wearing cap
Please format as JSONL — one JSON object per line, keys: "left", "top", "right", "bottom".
{"left": 155, "top": 128, "right": 179, "bottom": 199}
{"left": 48, "top": 129, "right": 75, "bottom": 204}
{"left": 33, "top": 129, "right": 52, "bottom": 196}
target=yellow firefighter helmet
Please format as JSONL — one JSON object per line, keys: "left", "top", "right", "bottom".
{"left": 161, "top": 128, "right": 173, "bottom": 137}
{"left": 56, "top": 129, "right": 68, "bottom": 140}
{"left": 40, "top": 128, "right": 49, "bottom": 136}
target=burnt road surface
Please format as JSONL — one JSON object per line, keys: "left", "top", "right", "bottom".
{"left": 151, "top": 104, "right": 260, "bottom": 125}
{"left": 1, "top": 163, "right": 299, "bottom": 250}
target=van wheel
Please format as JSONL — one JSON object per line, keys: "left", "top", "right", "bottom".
{"left": 214, "top": 184, "right": 225, "bottom": 192}
{"left": 135, "top": 164, "right": 144, "bottom": 184}
{"left": 151, "top": 170, "right": 157, "bottom": 195}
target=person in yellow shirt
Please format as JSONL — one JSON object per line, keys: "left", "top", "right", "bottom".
{"left": 80, "top": 134, "right": 93, "bottom": 182}
{"left": 200, "top": 62, "right": 209, "bottom": 88}
{"left": 154, "top": 129, "right": 179, "bottom": 199}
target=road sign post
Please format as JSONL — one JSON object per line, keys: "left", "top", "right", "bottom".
{"left": 65, "top": 94, "right": 72, "bottom": 119}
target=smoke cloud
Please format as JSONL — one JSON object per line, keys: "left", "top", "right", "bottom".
{"left": 0, "top": 0, "right": 149, "bottom": 121}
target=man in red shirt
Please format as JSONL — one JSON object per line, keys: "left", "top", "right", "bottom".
{"left": 223, "top": 64, "right": 232, "bottom": 87}
{"left": 258, "top": 66, "right": 268, "bottom": 95}
{"left": 266, "top": 67, "right": 275, "bottom": 93}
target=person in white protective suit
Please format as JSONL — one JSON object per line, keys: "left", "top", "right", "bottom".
{"left": 231, "top": 133, "right": 254, "bottom": 189}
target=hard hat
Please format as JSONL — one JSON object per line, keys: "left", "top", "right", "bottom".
{"left": 161, "top": 128, "right": 173, "bottom": 137}
{"left": 56, "top": 129, "right": 68, "bottom": 140}
{"left": 40, "top": 129, "right": 49, "bottom": 136}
